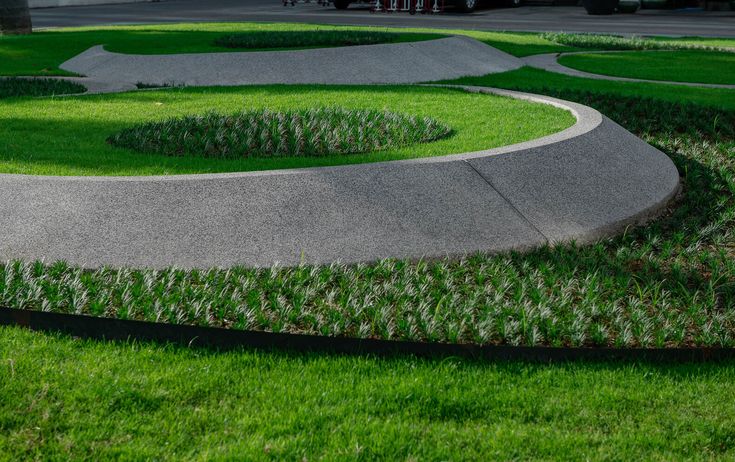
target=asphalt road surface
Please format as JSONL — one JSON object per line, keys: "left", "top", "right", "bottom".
{"left": 31, "top": 0, "right": 735, "bottom": 37}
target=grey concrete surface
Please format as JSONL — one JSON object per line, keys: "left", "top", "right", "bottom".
{"left": 31, "top": 0, "right": 735, "bottom": 38}
{"left": 524, "top": 52, "right": 735, "bottom": 89}
{"left": 60, "top": 36, "right": 523, "bottom": 87}
{"left": 0, "top": 87, "right": 680, "bottom": 269}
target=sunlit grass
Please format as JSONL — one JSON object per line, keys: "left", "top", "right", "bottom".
{"left": 0, "top": 85, "right": 573, "bottom": 176}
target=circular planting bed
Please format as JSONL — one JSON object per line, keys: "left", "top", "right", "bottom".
{"left": 0, "top": 85, "right": 573, "bottom": 176}
{"left": 108, "top": 107, "right": 452, "bottom": 159}
{"left": 0, "top": 77, "right": 86, "bottom": 99}
{"left": 558, "top": 50, "right": 735, "bottom": 86}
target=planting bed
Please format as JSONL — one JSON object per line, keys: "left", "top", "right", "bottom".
{"left": 0, "top": 77, "right": 85, "bottom": 99}
{"left": 213, "top": 30, "right": 414, "bottom": 49}
{"left": 107, "top": 107, "right": 452, "bottom": 159}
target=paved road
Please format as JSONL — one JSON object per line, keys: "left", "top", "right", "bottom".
{"left": 32, "top": 0, "right": 735, "bottom": 37}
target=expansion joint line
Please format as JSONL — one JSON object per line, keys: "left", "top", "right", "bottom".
{"left": 463, "top": 160, "right": 550, "bottom": 244}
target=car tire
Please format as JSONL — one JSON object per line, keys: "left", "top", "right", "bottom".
{"left": 507, "top": 0, "right": 521, "bottom": 6}
{"left": 333, "top": 0, "right": 350, "bottom": 8}
{"left": 456, "top": 0, "right": 476, "bottom": 12}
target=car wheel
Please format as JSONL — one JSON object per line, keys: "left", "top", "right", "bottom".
{"left": 507, "top": 0, "right": 521, "bottom": 7}
{"left": 333, "top": 0, "right": 350, "bottom": 8}
{"left": 456, "top": 0, "right": 476, "bottom": 12}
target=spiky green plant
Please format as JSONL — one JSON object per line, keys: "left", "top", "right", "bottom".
{"left": 540, "top": 32, "right": 734, "bottom": 52}
{"left": 213, "top": 30, "right": 407, "bottom": 49}
{"left": 107, "top": 107, "right": 452, "bottom": 159}
{"left": 0, "top": 77, "right": 85, "bottom": 98}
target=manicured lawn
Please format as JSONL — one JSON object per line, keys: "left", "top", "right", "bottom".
{"left": 447, "top": 66, "right": 735, "bottom": 110}
{"left": 0, "top": 85, "right": 573, "bottom": 176}
{"left": 559, "top": 50, "right": 735, "bottom": 85}
{"left": 2, "top": 326, "right": 735, "bottom": 460}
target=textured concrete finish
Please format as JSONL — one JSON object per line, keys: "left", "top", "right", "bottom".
{"left": 524, "top": 52, "right": 735, "bottom": 90}
{"left": 0, "top": 87, "right": 679, "bottom": 268}
{"left": 60, "top": 36, "right": 523, "bottom": 87}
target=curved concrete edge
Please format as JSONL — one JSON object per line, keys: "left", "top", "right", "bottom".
{"left": 0, "top": 86, "right": 680, "bottom": 269}
{"left": 59, "top": 36, "right": 524, "bottom": 87}
{"left": 523, "top": 52, "right": 735, "bottom": 90}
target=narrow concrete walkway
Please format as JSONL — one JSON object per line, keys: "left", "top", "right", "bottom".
{"left": 524, "top": 52, "right": 735, "bottom": 90}
{"left": 61, "top": 36, "right": 523, "bottom": 88}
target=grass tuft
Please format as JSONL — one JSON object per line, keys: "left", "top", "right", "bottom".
{"left": 107, "top": 107, "right": 452, "bottom": 158}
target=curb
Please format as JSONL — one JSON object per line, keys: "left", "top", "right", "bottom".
{"left": 2, "top": 308, "right": 734, "bottom": 363}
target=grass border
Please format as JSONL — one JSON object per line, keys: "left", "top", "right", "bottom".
{"left": 3, "top": 308, "right": 734, "bottom": 363}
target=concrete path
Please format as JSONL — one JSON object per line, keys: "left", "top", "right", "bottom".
{"left": 31, "top": 1, "right": 735, "bottom": 38}
{"left": 524, "top": 52, "right": 735, "bottom": 89}
{"left": 0, "top": 87, "right": 680, "bottom": 269}
{"left": 60, "top": 36, "right": 523, "bottom": 88}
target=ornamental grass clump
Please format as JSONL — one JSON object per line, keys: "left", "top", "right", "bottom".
{"left": 214, "top": 30, "right": 405, "bottom": 49}
{"left": 0, "top": 77, "right": 86, "bottom": 99}
{"left": 108, "top": 107, "right": 452, "bottom": 158}
{"left": 541, "top": 32, "right": 730, "bottom": 52}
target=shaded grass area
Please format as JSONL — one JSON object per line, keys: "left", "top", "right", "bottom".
{"left": 3, "top": 88, "right": 733, "bottom": 348}
{"left": 108, "top": 107, "right": 451, "bottom": 159}
{"left": 447, "top": 66, "right": 735, "bottom": 110}
{"left": 559, "top": 50, "right": 735, "bottom": 85}
{"left": 0, "top": 77, "right": 85, "bottom": 99}
{"left": 0, "top": 85, "right": 572, "bottom": 176}
{"left": 214, "top": 29, "right": 406, "bottom": 49}
{"left": 2, "top": 326, "right": 735, "bottom": 460}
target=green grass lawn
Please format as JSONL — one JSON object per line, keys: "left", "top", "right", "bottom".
{"left": 2, "top": 326, "right": 735, "bottom": 460}
{"left": 559, "top": 50, "right": 735, "bottom": 85}
{"left": 0, "top": 85, "right": 573, "bottom": 176}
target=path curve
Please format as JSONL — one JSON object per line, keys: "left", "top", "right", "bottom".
{"left": 524, "top": 51, "right": 735, "bottom": 90}
{"left": 60, "top": 36, "right": 523, "bottom": 89}
{"left": 0, "top": 86, "right": 680, "bottom": 269}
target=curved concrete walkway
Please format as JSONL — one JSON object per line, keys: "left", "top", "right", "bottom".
{"left": 60, "top": 36, "right": 523, "bottom": 89}
{"left": 524, "top": 52, "right": 735, "bottom": 90}
{"left": 0, "top": 86, "right": 680, "bottom": 269}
